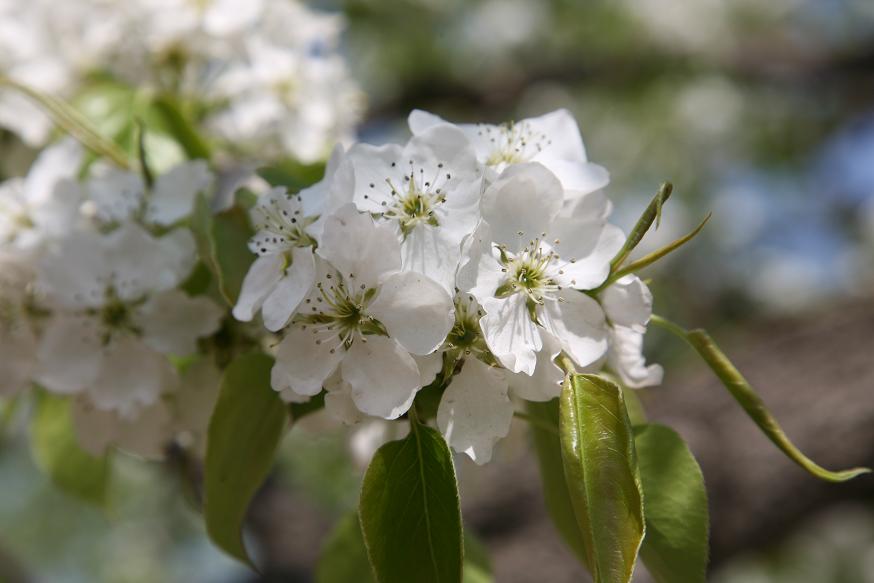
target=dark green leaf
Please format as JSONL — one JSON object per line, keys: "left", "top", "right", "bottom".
{"left": 559, "top": 374, "right": 645, "bottom": 583}
{"left": 318, "top": 513, "right": 492, "bottom": 583}
{"left": 204, "top": 352, "right": 287, "bottom": 568}
{"left": 359, "top": 412, "right": 463, "bottom": 583}
{"left": 30, "top": 392, "right": 109, "bottom": 506}
{"left": 685, "top": 329, "right": 869, "bottom": 482}
{"left": 191, "top": 192, "right": 255, "bottom": 306}
{"left": 635, "top": 424, "right": 709, "bottom": 583}
{"left": 526, "top": 399, "right": 590, "bottom": 567}
{"left": 288, "top": 391, "right": 326, "bottom": 422}
{"left": 258, "top": 160, "right": 326, "bottom": 192}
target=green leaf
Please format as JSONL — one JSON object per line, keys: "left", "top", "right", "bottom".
{"left": 150, "top": 93, "right": 212, "bottom": 160}
{"left": 30, "top": 392, "right": 109, "bottom": 505}
{"left": 258, "top": 160, "right": 327, "bottom": 192}
{"left": 318, "top": 513, "right": 492, "bottom": 583}
{"left": 526, "top": 399, "right": 589, "bottom": 567}
{"left": 288, "top": 391, "right": 326, "bottom": 422}
{"left": 609, "top": 182, "right": 672, "bottom": 271}
{"left": 192, "top": 192, "right": 255, "bottom": 306}
{"left": 359, "top": 411, "right": 463, "bottom": 583}
{"left": 684, "top": 328, "right": 870, "bottom": 482}
{"left": 317, "top": 513, "right": 375, "bottom": 583}
{"left": 204, "top": 352, "right": 287, "bottom": 568}
{"left": 559, "top": 374, "right": 645, "bottom": 583}
{"left": 635, "top": 424, "right": 709, "bottom": 583}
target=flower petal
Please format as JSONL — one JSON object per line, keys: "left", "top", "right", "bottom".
{"left": 600, "top": 275, "right": 653, "bottom": 332}
{"left": 507, "top": 332, "right": 564, "bottom": 402}
{"left": 368, "top": 271, "right": 454, "bottom": 355}
{"left": 551, "top": 222, "right": 625, "bottom": 291}
{"left": 608, "top": 326, "right": 664, "bottom": 389}
{"left": 273, "top": 325, "right": 344, "bottom": 397}
{"left": 317, "top": 203, "right": 401, "bottom": 289}
{"left": 539, "top": 291, "right": 608, "bottom": 369}
{"left": 145, "top": 160, "right": 213, "bottom": 226}
{"left": 481, "top": 162, "right": 563, "bottom": 252}
{"left": 437, "top": 359, "right": 513, "bottom": 465}
{"left": 233, "top": 253, "right": 284, "bottom": 322}
{"left": 136, "top": 289, "right": 224, "bottom": 356}
{"left": 544, "top": 160, "right": 610, "bottom": 199}
{"left": 262, "top": 246, "right": 316, "bottom": 331}
{"left": 343, "top": 336, "right": 421, "bottom": 419}
{"left": 35, "top": 313, "right": 103, "bottom": 394}
{"left": 479, "top": 294, "right": 542, "bottom": 375}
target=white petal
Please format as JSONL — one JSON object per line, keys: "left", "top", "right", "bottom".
{"left": 35, "top": 313, "right": 103, "bottom": 394}
{"left": 368, "top": 271, "right": 454, "bottom": 355}
{"left": 408, "top": 109, "right": 447, "bottom": 134}
{"left": 437, "top": 359, "right": 512, "bottom": 465}
{"left": 87, "top": 335, "right": 176, "bottom": 418}
{"left": 526, "top": 108, "right": 588, "bottom": 163}
{"left": 72, "top": 397, "right": 173, "bottom": 460}
{"left": 146, "top": 160, "right": 213, "bottom": 226}
{"left": 262, "top": 246, "right": 316, "bottom": 331}
{"left": 401, "top": 224, "right": 463, "bottom": 295}
{"left": 136, "top": 290, "right": 224, "bottom": 355}
{"left": 480, "top": 294, "right": 542, "bottom": 375}
{"left": 172, "top": 358, "right": 222, "bottom": 457}
{"left": 608, "top": 326, "right": 664, "bottom": 389}
{"left": 460, "top": 222, "right": 504, "bottom": 298}
{"left": 600, "top": 276, "right": 653, "bottom": 332}
{"left": 539, "top": 291, "right": 608, "bottom": 369}
{"left": 86, "top": 168, "right": 145, "bottom": 223}
{"left": 404, "top": 123, "right": 480, "bottom": 179}
{"left": 317, "top": 204, "right": 401, "bottom": 289}
{"left": 233, "top": 253, "right": 284, "bottom": 322}
{"left": 544, "top": 160, "right": 609, "bottom": 199}
{"left": 414, "top": 352, "right": 443, "bottom": 387}
{"left": 343, "top": 336, "right": 421, "bottom": 419}
{"left": 107, "top": 223, "right": 193, "bottom": 300}
{"left": 551, "top": 222, "right": 625, "bottom": 291}
{"left": 273, "top": 326, "right": 344, "bottom": 397}
{"left": 38, "top": 230, "right": 109, "bottom": 310}
{"left": 24, "top": 138, "right": 83, "bottom": 205}
{"left": 481, "top": 163, "right": 563, "bottom": 252}
{"left": 507, "top": 333, "right": 564, "bottom": 402}
{"left": 324, "top": 379, "right": 364, "bottom": 426}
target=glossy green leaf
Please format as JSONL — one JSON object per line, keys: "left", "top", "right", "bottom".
{"left": 204, "top": 352, "right": 287, "bottom": 568}
{"left": 685, "top": 329, "right": 870, "bottom": 482}
{"left": 316, "top": 513, "right": 375, "bottom": 583}
{"left": 526, "top": 399, "right": 589, "bottom": 567}
{"left": 30, "top": 392, "right": 109, "bottom": 506}
{"left": 559, "top": 374, "right": 645, "bottom": 583}
{"left": 192, "top": 192, "right": 255, "bottom": 306}
{"left": 318, "top": 513, "right": 492, "bottom": 583}
{"left": 150, "top": 94, "right": 212, "bottom": 160}
{"left": 359, "top": 412, "right": 463, "bottom": 583}
{"left": 635, "top": 424, "right": 709, "bottom": 583}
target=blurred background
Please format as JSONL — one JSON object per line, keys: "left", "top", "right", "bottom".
{"left": 1, "top": 0, "right": 874, "bottom": 581}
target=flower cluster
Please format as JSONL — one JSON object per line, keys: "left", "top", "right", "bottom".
{"left": 0, "top": 0, "right": 361, "bottom": 161}
{"left": 0, "top": 140, "right": 224, "bottom": 458}
{"left": 236, "top": 110, "right": 663, "bottom": 464}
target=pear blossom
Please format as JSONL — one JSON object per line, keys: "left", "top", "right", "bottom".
{"left": 0, "top": 254, "right": 37, "bottom": 396}
{"left": 408, "top": 108, "right": 609, "bottom": 197}
{"left": 600, "top": 275, "right": 663, "bottom": 388}
{"left": 436, "top": 358, "right": 513, "bottom": 465}
{"left": 347, "top": 124, "right": 482, "bottom": 293}
{"left": 35, "top": 223, "right": 223, "bottom": 416}
{"left": 0, "top": 139, "right": 83, "bottom": 252}
{"left": 465, "top": 162, "right": 623, "bottom": 374}
{"left": 272, "top": 204, "right": 454, "bottom": 419}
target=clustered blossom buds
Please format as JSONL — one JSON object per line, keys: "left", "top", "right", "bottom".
{"left": 0, "top": 0, "right": 362, "bottom": 160}
{"left": 236, "top": 109, "right": 663, "bottom": 464}
{"left": 0, "top": 139, "right": 224, "bottom": 459}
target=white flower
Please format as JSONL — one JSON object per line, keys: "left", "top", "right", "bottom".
{"left": 171, "top": 357, "right": 223, "bottom": 457}
{"left": 466, "top": 163, "right": 622, "bottom": 374}
{"left": 272, "top": 204, "right": 454, "bottom": 419}
{"left": 347, "top": 124, "right": 482, "bottom": 293}
{"left": 35, "top": 223, "right": 223, "bottom": 416}
{"left": 71, "top": 396, "right": 174, "bottom": 460}
{"left": 0, "top": 139, "right": 83, "bottom": 251}
{"left": 437, "top": 358, "right": 513, "bottom": 465}
{"left": 145, "top": 160, "right": 213, "bottom": 226}
{"left": 408, "top": 108, "right": 609, "bottom": 197}
{"left": 600, "top": 275, "right": 663, "bottom": 388}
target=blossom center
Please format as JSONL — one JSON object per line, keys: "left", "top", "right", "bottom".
{"left": 299, "top": 277, "right": 385, "bottom": 352}
{"left": 372, "top": 160, "right": 450, "bottom": 237}
{"left": 250, "top": 192, "right": 317, "bottom": 256}
{"left": 478, "top": 121, "right": 551, "bottom": 168}
{"left": 494, "top": 242, "right": 561, "bottom": 306}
